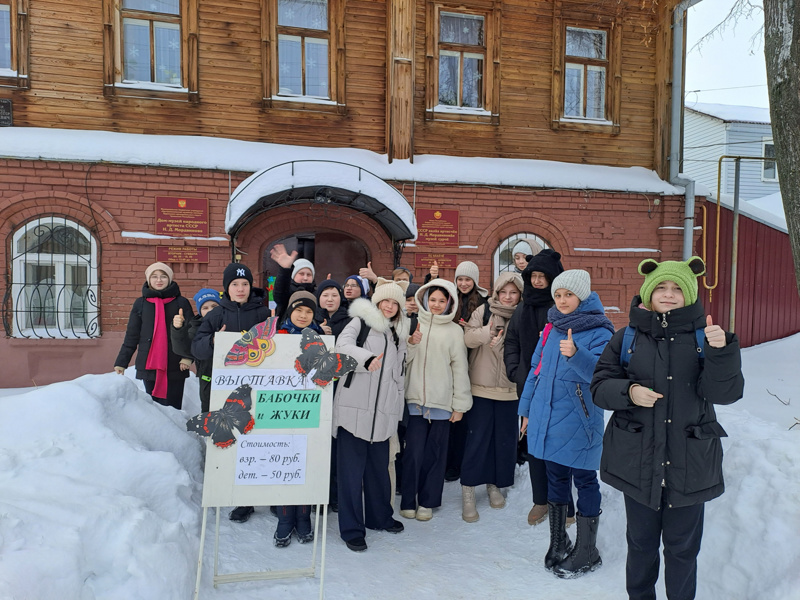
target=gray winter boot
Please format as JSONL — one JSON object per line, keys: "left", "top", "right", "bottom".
{"left": 544, "top": 502, "right": 573, "bottom": 570}
{"left": 553, "top": 513, "right": 602, "bottom": 578}
{"left": 462, "top": 486, "right": 479, "bottom": 522}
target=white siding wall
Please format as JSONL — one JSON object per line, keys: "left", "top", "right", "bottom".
{"left": 683, "top": 110, "right": 727, "bottom": 194}
{"left": 722, "top": 122, "right": 781, "bottom": 200}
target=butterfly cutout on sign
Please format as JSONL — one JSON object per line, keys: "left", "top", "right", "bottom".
{"left": 186, "top": 384, "right": 254, "bottom": 448}
{"left": 224, "top": 317, "right": 279, "bottom": 367}
{"left": 294, "top": 328, "right": 358, "bottom": 388}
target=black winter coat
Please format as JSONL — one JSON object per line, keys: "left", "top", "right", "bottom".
{"left": 115, "top": 282, "right": 193, "bottom": 381}
{"left": 273, "top": 266, "right": 316, "bottom": 320}
{"left": 191, "top": 288, "right": 271, "bottom": 361}
{"left": 590, "top": 297, "right": 744, "bottom": 511}
{"left": 316, "top": 304, "right": 350, "bottom": 338}
{"left": 504, "top": 300, "right": 552, "bottom": 398}
{"left": 171, "top": 314, "right": 213, "bottom": 412}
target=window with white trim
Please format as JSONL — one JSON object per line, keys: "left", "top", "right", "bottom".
{"left": 121, "top": 0, "right": 182, "bottom": 86}
{"left": 9, "top": 217, "right": 100, "bottom": 339}
{"left": 103, "top": 0, "right": 197, "bottom": 99}
{"left": 0, "top": 0, "right": 29, "bottom": 88}
{"left": 276, "top": 0, "right": 330, "bottom": 98}
{"left": 0, "top": 2, "right": 11, "bottom": 71}
{"left": 762, "top": 139, "right": 778, "bottom": 182}
{"left": 425, "top": 3, "right": 498, "bottom": 123}
{"left": 438, "top": 12, "right": 484, "bottom": 109}
{"left": 493, "top": 233, "right": 550, "bottom": 279}
{"left": 564, "top": 27, "right": 607, "bottom": 120}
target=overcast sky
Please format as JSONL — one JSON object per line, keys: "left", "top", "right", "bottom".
{"left": 685, "top": 0, "right": 769, "bottom": 109}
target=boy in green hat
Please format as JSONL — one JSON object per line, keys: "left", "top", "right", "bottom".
{"left": 591, "top": 257, "right": 744, "bottom": 600}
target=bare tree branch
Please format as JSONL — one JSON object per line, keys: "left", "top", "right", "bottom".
{"left": 767, "top": 388, "right": 790, "bottom": 405}
{"left": 689, "top": 0, "right": 764, "bottom": 54}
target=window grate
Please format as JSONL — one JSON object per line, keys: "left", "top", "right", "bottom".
{"left": 3, "top": 216, "right": 100, "bottom": 339}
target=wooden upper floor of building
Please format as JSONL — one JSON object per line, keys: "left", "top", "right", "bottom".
{"left": 0, "top": 0, "right": 682, "bottom": 176}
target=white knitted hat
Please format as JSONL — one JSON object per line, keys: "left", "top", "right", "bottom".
{"left": 291, "top": 259, "right": 315, "bottom": 280}
{"left": 454, "top": 260, "right": 488, "bottom": 297}
{"left": 551, "top": 269, "right": 591, "bottom": 302}
{"left": 145, "top": 262, "right": 173, "bottom": 285}
{"left": 372, "top": 278, "right": 408, "bottom": 308}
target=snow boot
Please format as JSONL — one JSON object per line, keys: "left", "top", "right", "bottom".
{"left": 544, "top": 502, "right": 573, "bottom": 571}
{"left": 462, "top": 486, "right": 479, "bottom": 522}
{"left": 229, "top": 506, "right": 254, "bottom": 523}
{"left": 527, "top": 503, "right": 548, "bottom": 526}
{"left": 415, "top": 506, "right": 433, "bottom": 521}
{"left": 487, "top": 484, "right": 505, "bottom": 509}
{"left": 553, "top": 513, "right": 602, "bottom": 578}
{"left": 273, "top": 529, "right": 293, "bottom": 547}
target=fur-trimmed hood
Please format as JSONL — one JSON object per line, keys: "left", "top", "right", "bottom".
{"left": 348, "top": 297, "right": 410, "bottom": 339}
{"left": 414, "top": 278, "right": 460, "bottom": 325}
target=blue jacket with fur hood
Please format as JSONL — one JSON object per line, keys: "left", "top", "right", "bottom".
{"left": 518, "top": 292, "right": 612, "bottom": 471}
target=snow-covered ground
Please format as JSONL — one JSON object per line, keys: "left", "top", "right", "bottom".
{"left": 1, "top": 335, "right": 799, "bottom": 600}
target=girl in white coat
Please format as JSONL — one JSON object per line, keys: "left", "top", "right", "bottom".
{"left": 399, "top": 279, "right": 472, "bottom": 522}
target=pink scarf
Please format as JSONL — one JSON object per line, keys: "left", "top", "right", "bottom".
{"left": 533, "top": 323, "right": 553, "bottom": 377}
{"left": 146, "top": 297, "right": 174, "bottom": 399}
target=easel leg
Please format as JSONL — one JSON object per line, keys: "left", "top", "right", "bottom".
{"left": 213, "top": 507, "right": 221, "bottom": 588}
{"left": 319, "top": 504, "right": 328, "bottom": 600}
{"left": 193, "top": 507, "right": 208, "bottom": 600}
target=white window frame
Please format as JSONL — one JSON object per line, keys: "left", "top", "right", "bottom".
{"left": 0, "top": 3, "right": 12, "bottom": 74}
{"left": 435, "top": 11, "right": 487, "bottom": 112}
{"left": 11, "top": 218, "right": 100, "bottom": 339}
{"left": 762, "top": 139, "right": 778, "bottom": 182}
{"left": 275, "top": 0, "right": 331, "bottom": 100}
{"left": 118, "top": 0, "right": 186, "bottom": 92}
{"left": 563, "top": 27, "right": 608, "bottom": 122}
{"left": 493, "top": 232, "right": 550, "bottom": 280}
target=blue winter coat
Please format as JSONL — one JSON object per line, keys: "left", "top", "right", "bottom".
{"left": 518, "top": 293, "right": 613, "bottom": 471}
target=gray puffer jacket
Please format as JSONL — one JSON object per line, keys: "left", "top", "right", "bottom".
{"left": 332, "top": 298, "right": 408, "bottom": 442}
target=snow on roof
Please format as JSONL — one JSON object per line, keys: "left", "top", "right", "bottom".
{"left": 715, "top": 191, "right": 787, "bottom": 233}
{"left": 685, "top": 102, "right": 772, "bottom": 125}
{"left": 227, "top": 161, "right": 417, "bottom": 237}
{"left": 0, "top": 127, "right": 684, "bottom": 198}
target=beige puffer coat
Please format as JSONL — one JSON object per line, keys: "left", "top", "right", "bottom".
{"left": 463, "top": 272, "right": 522, "bottom": 400}
{"left": 405, "top": 279, "right": 472, "bottom": 414}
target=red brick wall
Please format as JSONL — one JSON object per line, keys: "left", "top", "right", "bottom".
{"left": 0, "top": 158, "right": 695, "bottom": 387}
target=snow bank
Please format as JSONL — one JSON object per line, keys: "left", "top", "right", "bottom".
{"left": 0, "top": 374, "right": 203, "bottom": 600}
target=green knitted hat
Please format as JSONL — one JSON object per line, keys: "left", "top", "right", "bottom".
{"left": 638, "top": 257, "right": 705, "bottom": 309}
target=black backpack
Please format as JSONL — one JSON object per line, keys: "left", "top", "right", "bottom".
{"left": 342, "top": 318, "right": 371, "bottom": 388}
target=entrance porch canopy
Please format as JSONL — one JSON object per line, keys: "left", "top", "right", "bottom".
{"left": 226, "top": 160, "right": 417, "bottom": 241}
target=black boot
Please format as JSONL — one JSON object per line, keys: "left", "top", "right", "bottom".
{"left": 553, "top": 513, "right": 602, "bottom": 578}
{"left": 544, "top": 502, "right": 573, "bottom": 570}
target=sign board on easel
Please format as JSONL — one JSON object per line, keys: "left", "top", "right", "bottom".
{"left": 193, "top": 330, "right": 334, "bottom": 599}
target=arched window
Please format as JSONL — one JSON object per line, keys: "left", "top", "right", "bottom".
{"left": 493, "top": 232, "right": 550, "bottom": 279}
{"left": 8, "top": 217, "right": 100, "bottom": 338}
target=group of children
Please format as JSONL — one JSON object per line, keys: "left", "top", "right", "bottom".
{"left": 113, "top": 243, "right": 743, "bottom": 598}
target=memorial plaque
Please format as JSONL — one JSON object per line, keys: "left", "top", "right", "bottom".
{"left": 414, "top": 253, "right": 458, "bottom": 270}
{"left": 415, "top": 209, "right": 459, "bottom": 247}
{"left": 156, "top": 246, "right": 209, "bottom": 263}
{"left": 155, "top": 196, "right": 209, "bottom": 237}
{"left": 0, "top": 100, "right": 12, "bottom": 127}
